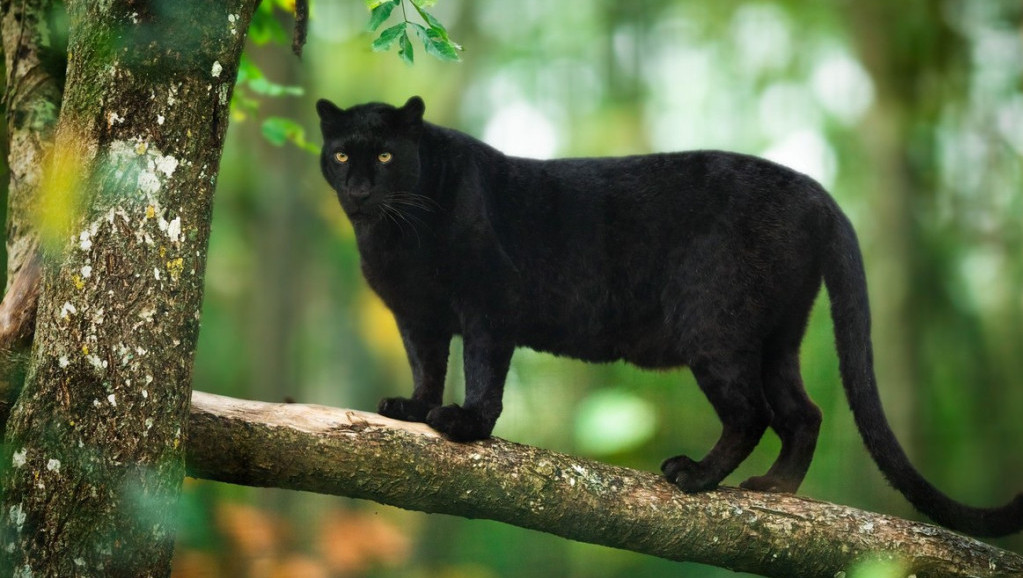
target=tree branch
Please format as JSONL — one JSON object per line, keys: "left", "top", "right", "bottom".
{"left": 186, "top": 391, "right": 1023, "bottom": 578}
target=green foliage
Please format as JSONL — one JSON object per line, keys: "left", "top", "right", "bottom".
{"left": 232, "top": 1, "right": 312, "bottom": 152}
{"left": 366, "top": 0, "right": 462, "bottom": 65}
{"left": 248, "top": 2, "right": 291, "bottom": 46}
{"left": 234, "top": 54, "right": 303, "bottom": 104}
{"left": 261, "top": 116, "right": 319, "bottom": 153}
{"left": 236, "top": 0, "right": 459, "bottom": 150}
{"left": 231, "top": 54, "right": 310, "bottom": 150}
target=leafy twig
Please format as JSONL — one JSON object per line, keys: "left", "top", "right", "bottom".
{"left": 366, "top": 0, "right": 462, "bottom": 65}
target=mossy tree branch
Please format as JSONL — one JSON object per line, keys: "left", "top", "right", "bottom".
{"left": 186, "top": 391, "right": 1023, "bottom": 578}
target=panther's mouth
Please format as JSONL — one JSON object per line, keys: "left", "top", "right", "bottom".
{"left": 345, "top": 204, "right": 385, "bottom": 225}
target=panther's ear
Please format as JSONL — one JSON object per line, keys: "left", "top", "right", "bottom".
{"left": 316, "top": 98, "right": 344, "bottom": 121}
{"left": 399, "top": 96, "right": 425, "bottom": 125}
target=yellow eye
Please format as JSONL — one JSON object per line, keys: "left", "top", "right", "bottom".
{"left": 378, "top": 152, "right": 392, "bottom": 164}
{"left": 334, "top": 152, "right": 348, "bottom": 163}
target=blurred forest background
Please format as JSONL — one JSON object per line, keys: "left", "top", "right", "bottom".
{"left": 10, "top": 0, "right": 1019, "bottom": 576}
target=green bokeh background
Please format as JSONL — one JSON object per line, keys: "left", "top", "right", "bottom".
{"left": 179, "top": 1, "right": 1023, "bottom": 576}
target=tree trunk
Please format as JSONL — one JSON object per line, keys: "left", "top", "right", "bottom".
{"left": 186, "top": 392, "right": 1023, "bottom": 578}
{"left": 0, "top": 1, "right": 257, "bottom": 575}
{"left": 1, "top": 0, "right": 61, "bottom": 287}
{"left": 0, "top": 0, "right": 63, "bottom": 422}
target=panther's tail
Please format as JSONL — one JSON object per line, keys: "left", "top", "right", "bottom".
{"left": 823, "top": 208, "right": 1023, "bottom": 537}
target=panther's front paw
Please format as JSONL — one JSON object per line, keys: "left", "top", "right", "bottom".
{"left": 378, "top": 397, "right": 435, "bottom": 423}
{"left": 661, "top": 455, "right": 720, "bottom": 493}
{"left": 426, "top": 404, "right": 493, "bottom": 442}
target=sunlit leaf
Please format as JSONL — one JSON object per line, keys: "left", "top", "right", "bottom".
{"left": 411, "top": 4, "right": 448, "bottom": 40}
{"left": 398, "top": 29, "right": 414, "bottom": 65}
{"left": 248, "top": 5, "right": 289, "bottom": 45}
{"left": 365, "top": 0, "right": 462, "bottom": 64}
{"left": 260, "top": 117, "right": 319, "bottom": 153}
{"left": 230, "top": 93, "right": 260, "bottom": 118}
{"left": 247, "top": 76, "right": 304, "bottom": 97}
{"left": 409, "top": 23, "right": 460, "bottom": 62}
{"left": 235, "top": 54, "right": 303, "bottom": 98}
{"left": 367, "top": 0, "right": 400, "bottom": 32}
{"left": 273, "top": 0, "right": 296, "bottom": 12}
{"left": 372, "top": 23, "right": 406, "bottom": 52}
{"left": 261, "top": 117, "right": 293, "bottom": 146}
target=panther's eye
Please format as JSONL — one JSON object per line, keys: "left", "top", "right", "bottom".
{"left": 333, "top": 152, "right": 348, "bottom": 163}
{"left": 378, "top": 152, "right": 392, "bottom": 164}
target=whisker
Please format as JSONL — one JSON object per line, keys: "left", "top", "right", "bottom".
{"left": 390, "top": 191, "right": 439, "bottom": 212}
{"left": 380, "top": 203, "right": 405, "bottom": 235}
{"left": 381, "top": 201, "right": 423, "bottom": 246}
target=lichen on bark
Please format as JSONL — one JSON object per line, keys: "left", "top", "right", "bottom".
{"left": 0, "top": 1, "right": 258, "bottom": 575}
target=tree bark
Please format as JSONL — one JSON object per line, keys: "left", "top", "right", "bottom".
{"left": 0, "top": 1, "right": 258, "bottom": 575}
{"left": 1, "top": 0, "right": 62, "bottom": 288}
{"left": 0, "top": 0, "right": 63, "bottom": 424}
{"left": 187, "top": 391, "right": 1023, "bottom": 578}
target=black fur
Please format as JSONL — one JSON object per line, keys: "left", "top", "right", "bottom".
{"left": 316, "top": 96, "right": 1023, "bottom": 537}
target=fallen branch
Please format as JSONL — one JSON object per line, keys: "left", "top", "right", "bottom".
{"left": 186, "top": 391, "right": 1023, "bottom": 578}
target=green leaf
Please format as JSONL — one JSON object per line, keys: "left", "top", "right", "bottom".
{"left": 410, "top": 23, "right": 460, "bottom": 62}
{"left": 248, "top": 76, "right": 304, "bottom": 97}
{"left": 235, "top": 55, "right": 303, "bottom": 99}
{"left": 366, "top": 1, "right": 461, "bottom": 65}
{"left": 260, "top": 117, "right": 319, "bottom": 153}
{"left": 372, "top": 23, "right": 406, "bottom": 52}
{"left": 248, "top": 6, "right": 289, "bottom": 45}
{"left": 412, "top": 5, "right": 446, "bottom": 37}
{"left": 398, "top": 30, "right": 414, "bottom": 65}
{"left": 261, "top": 117, "right": 297, "bottom": 146}
{"left": 411, "top": 4, "right": 463, "bottom": 51}
{"left": 235, "top": 54, "right": 260, "bottom": 85}
{"left": 367, "top": 0, "right": 400, "bottom": 32}
{"left": 230, "top": 93, "right": 260, "bottom": 119}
